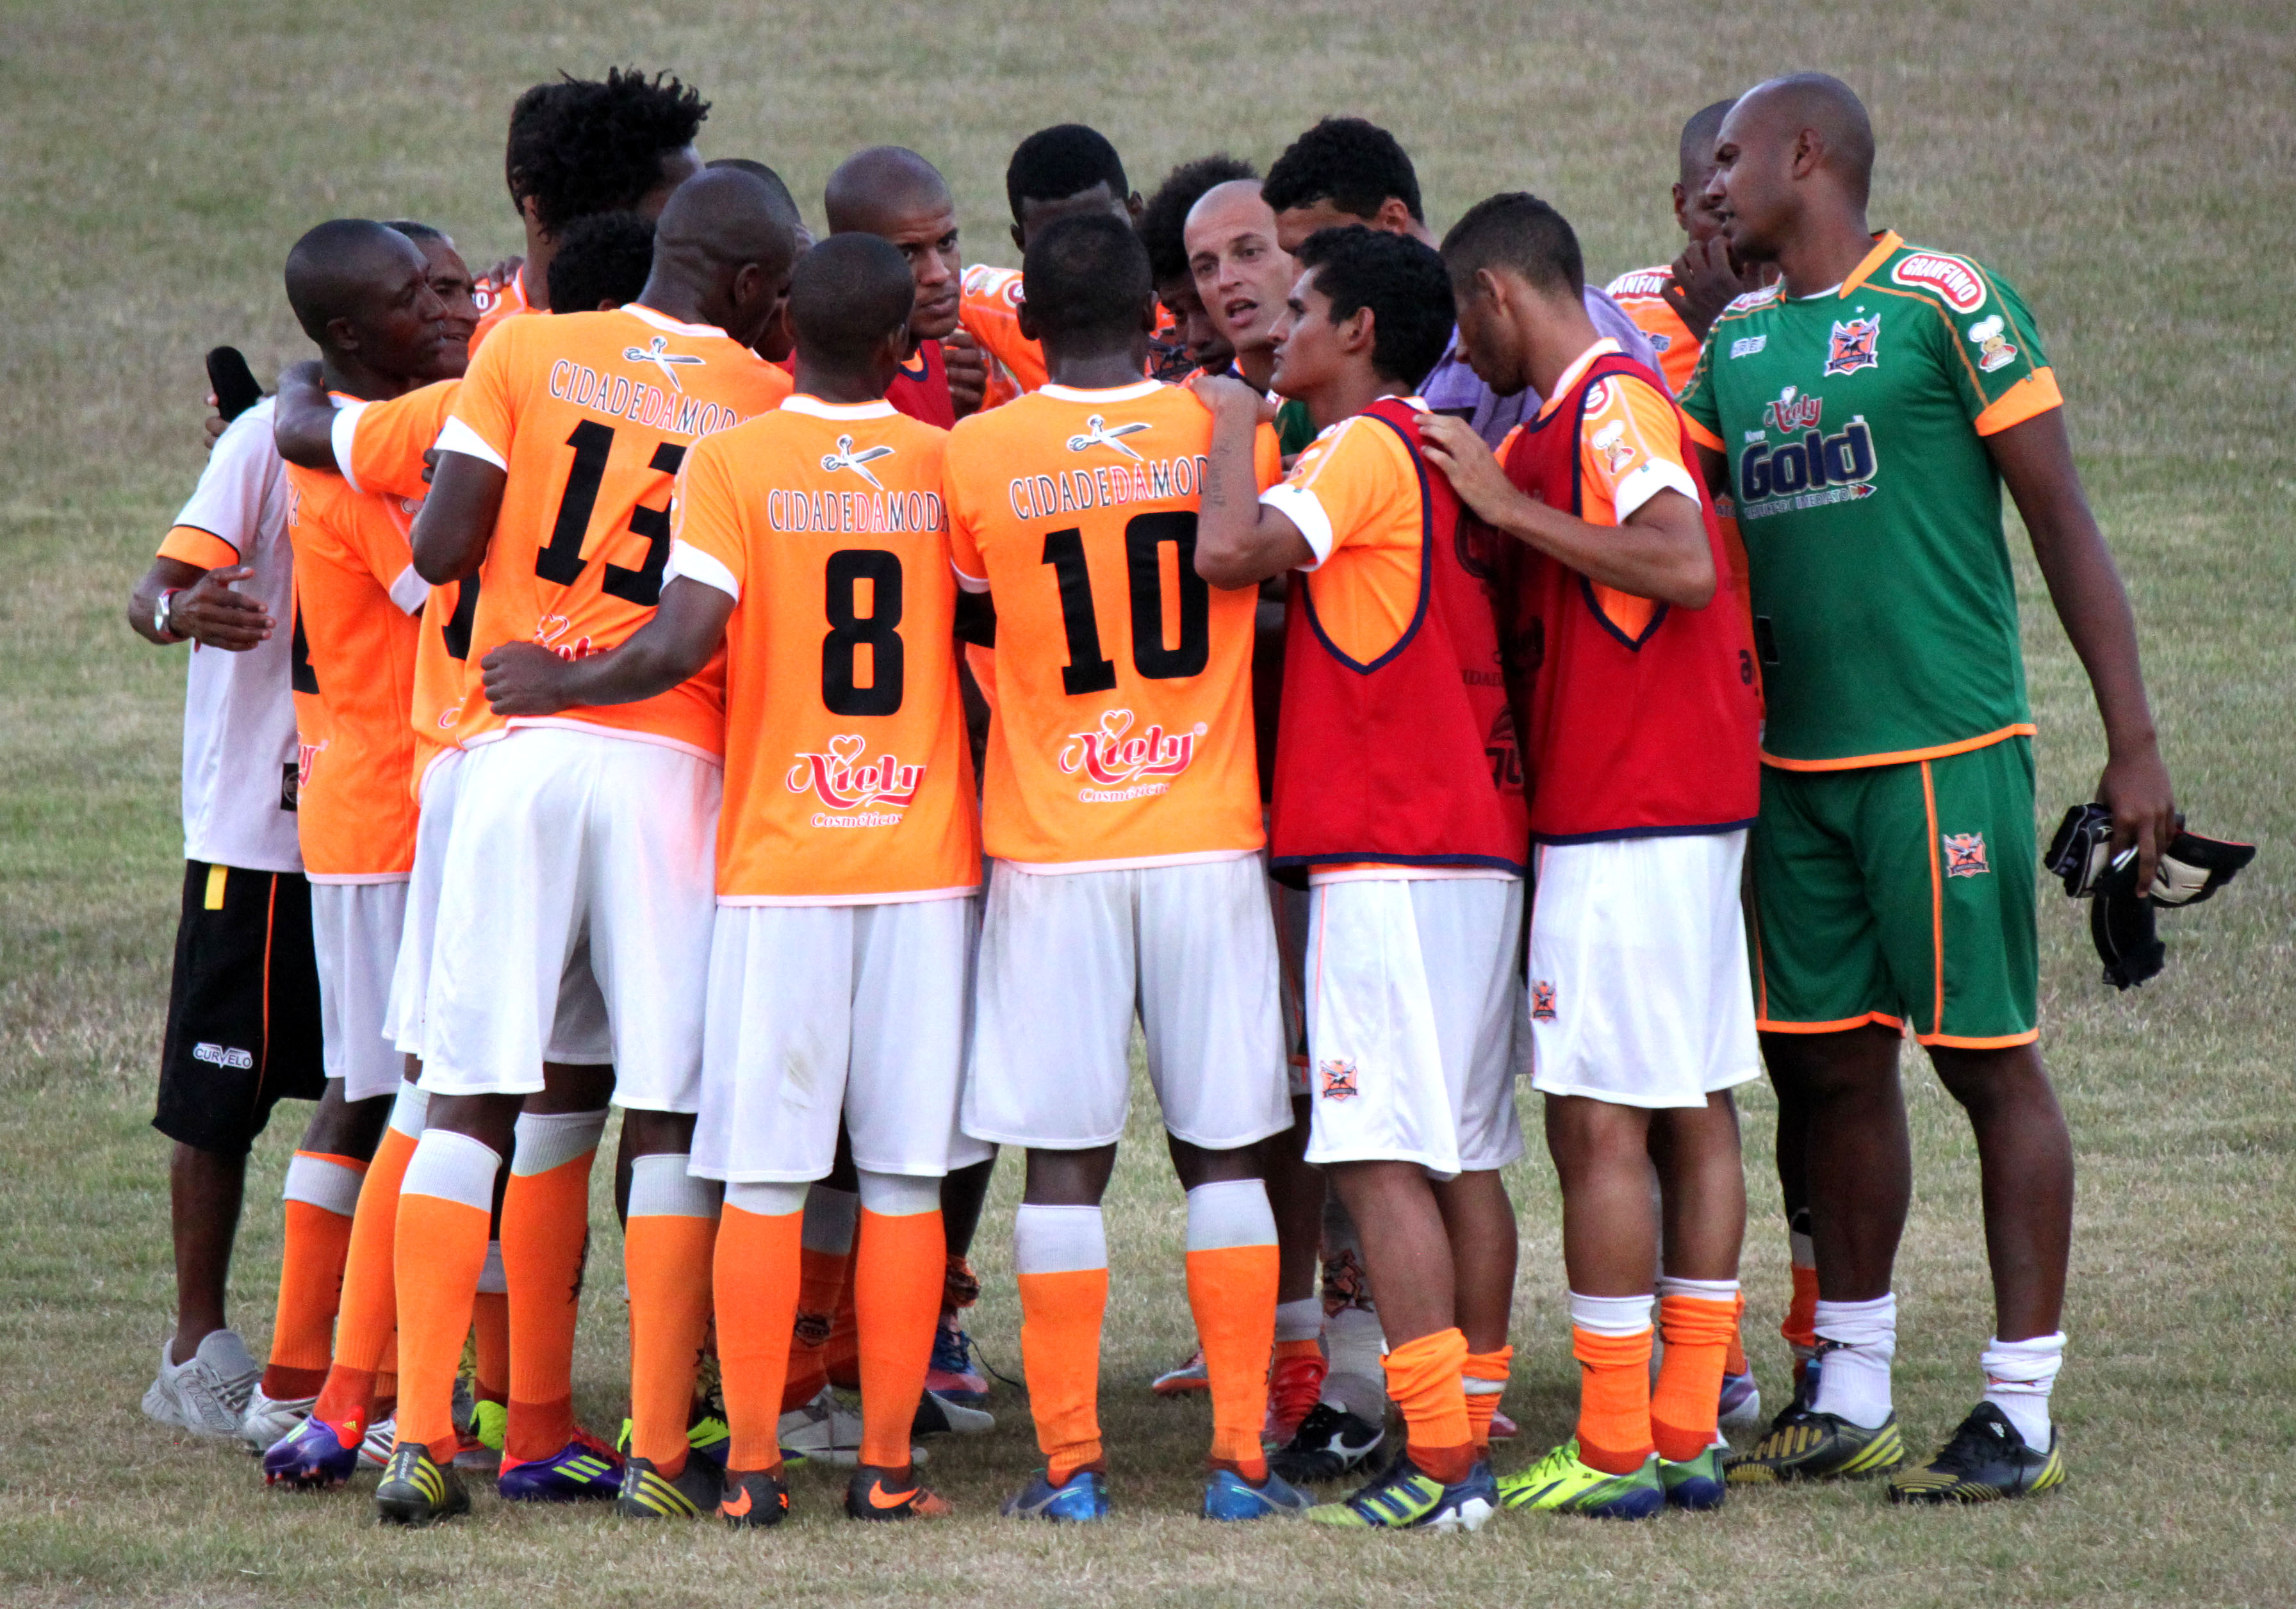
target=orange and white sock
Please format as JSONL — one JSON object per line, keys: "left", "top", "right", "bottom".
{"left": 854, "top": 1170, "right": 945, "bottom": 1469}
{"left": 623, "top": 1155, "right": 721, "bottom": 1477}
{"left": 1652, "top": 1278, "right": 1738, "bottom": 1462}
{"left": 1382, "top": 1328, "right": 1473, "bottom": 1485}
{"left": 500, "top": 1107, "right": 605, "bottom": 1464}
{"left": 312, "top": 1085, "right": 424, "bottom": 1446}
{"left": 1784, "top": 1213, "right": 1819, "bottom": 1375}
{"left": 393, "top": 1129, "right": 500, "bottom": 1461}
{"left": 782, "top": 1182, "right": 856, "bottom": 1412}
{"left": 1185, "top": 1180, "right": 1278, "bottom": 1480}
{"left": 716, "top": 1181, "right": 806, "bottom": 1474}
{"left": 1015, "top": 1203, "right": 1108, "bottom": 1483}
{"left": 261, "top": 1150, "right": 366, "bottom": 1400}
{"left": 1570, "top": 1291, "right": 1655, "bottom": 1476}
{"left": 1464, "top": 1345, "right": 1513, "bottom": 1455}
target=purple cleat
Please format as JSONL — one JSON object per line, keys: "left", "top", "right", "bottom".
{"left": 495, "top": 1428, "right": 623, "bottom": 1502}
{"left": 263, "top": 1415, "right": 363, "bottom": 1491}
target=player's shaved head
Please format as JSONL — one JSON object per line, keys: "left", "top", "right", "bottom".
{"left": 644, "top": 167, "right": 798, "bottom": 348}
{"left": 706, "top": 157, "right": 803, "bottom": 233}
{"left": 283, "top": 218, "right": 432, "bottom": 345}
{"left": 1022, "top": 213, "right": 1154, "bottom": 352}
{"left": 823, "top": 145, "right": 951, "bottom": 235}
{"left": 1678, "top": 98, "right": 1737, "bottom": 185}
{"left": 790, "top": 233, "right": 916, "bottom": 368}
{"left": 1730, "top": 72, "right": 1874, "bottom": 204}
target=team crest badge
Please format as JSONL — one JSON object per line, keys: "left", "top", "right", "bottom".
{"left": 1319, "top": 1059, "right": 1359, "bottom": 1101}
{"left": 1967, "top": 315, "right": 2020, "bottom": 374}
{"left": 1530, "top": 981, "right": 1557, "bottom": 1022}
{"left": 1823, "top": 316, "right": 1882, "bottom": 377}
{"left": 1942, "top": 832, "right": 1991, "bottom": 878}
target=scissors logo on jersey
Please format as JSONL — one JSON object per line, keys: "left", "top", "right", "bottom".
{"left": 819, "top": 434, "right": 896, "bottom": 489}
{"left": 623, "top": 335, "right": 707, "bottom": 393}
{"left": 1823, "top": 316, "right": 1882, "bottom": 377}
{"left": 1065, "top": 414, "right": 1152, "bottom": 461}
{"left": 787, "top": 733, "right": 924, "bottom": 828}
{"left": 1942, "top": 831, "right": 1992, "bottom": 878}
{"left": 1058, "top": 707, "right": 1203, "bottom": 801}
{"left": 1766, "top": 385, "right": 1823, "bottom": 433}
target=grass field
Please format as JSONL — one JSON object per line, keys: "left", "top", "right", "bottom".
{"left": 4, "top": 1, "right": 2293, "bottom": 1603}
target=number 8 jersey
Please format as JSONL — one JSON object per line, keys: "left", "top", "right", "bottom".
{"left": 942, "top": 379, "right": 1281, "bottom": 869}
{"left": 437, "top": 304, "right": 794, "bottom": 758}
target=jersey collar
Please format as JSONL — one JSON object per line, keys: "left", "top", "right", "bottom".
{"left": 781, "top": 395, "right": 898, "bottom": 420}
{"left": 1836, "top": 231, "right": 1904, "bottom": 298}
{"left": 1040, "top": 378, "right": 1163, "bottom": 404}
{"left": 1534, "top": 338, "right": 1623, "bottom": 421}
{"left": 621, "top": 302, "right": 732, "bottom": 341}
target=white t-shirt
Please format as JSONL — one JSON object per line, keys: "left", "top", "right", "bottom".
{"left": 170, "top": 398, "right": 303, "bottom": 873}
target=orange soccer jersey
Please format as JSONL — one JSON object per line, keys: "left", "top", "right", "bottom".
{"left": 466, "top": 264, "right": 534, "bottom": 357}
{"left": 960, "top": 264, "right": 1179, "bottom": 410}
{"left": 283, "top": 457, "right": 426, "bottom": 878}
{"left": 669, "top": 395, "right": 980, "bottom": 903}
{"left": 1604, "top": 266, "right": 1702, "bottom": 396}
{"left": 942, "top": 379, "right": 1279, "bottom": 869}
{"left": 438, "top": 304, "right": 794, "bottom": 758}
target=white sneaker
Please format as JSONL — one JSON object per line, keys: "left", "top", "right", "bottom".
{"left": 913, "top": 1388, "right": 995, "bottom": 1437}
{"left": 142, "top": 1331, "right": 258, "bottom": 1440}
{"left": 776, "top": 1385, "right": 925, "bottom": 1468}
{"left": 359, "top": 1416, "right": 394, "bottom": 1469}
{"left": 239, "top": 1385, "right": 316, "bottom": 1451}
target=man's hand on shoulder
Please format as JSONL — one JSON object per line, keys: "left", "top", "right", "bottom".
{"left": 1185, "top": 370, "right": 1275, "bottom": 423}
{"left": 1415, "top": 411, "right": 1519, "bottom": 525}
{"left": 480, "top": 641, "right": 578, "bottom": 717}
{"left": 943, "top": 329, "right": 987, "bottom": 418}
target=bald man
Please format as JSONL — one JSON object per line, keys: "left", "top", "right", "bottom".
{"left": 1184, "top": 181, "right": 1316, "bottom": 457}
{"left": 823, "top": 146, "right": 987, "bottom": 425}
{"left": 1684, "top": 73, "right": 2177, "bottom": 1504}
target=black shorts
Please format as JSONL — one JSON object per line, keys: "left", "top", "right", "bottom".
{"left": 154, "top": 861, "right": 325, "bottom": 1155}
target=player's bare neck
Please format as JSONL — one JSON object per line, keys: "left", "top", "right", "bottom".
{"left": 1044, "top": 335, "right": 1151, "bottom": 391}
{"left": 318, "top": 351, "right": 416, "bottom": 405}
{"left": 634, "top": 274, "right": 712, "bottom": 332}
{"left": 1234, "top": 345, "right": 1275, "bottom": 392}
{"left": 1777, "top": 203, "right": 1876, "bottom": 300}
{"left": 1304, "top": 365, "right": 1392, "bottom": 433}
{"left": 1525, "top": 301, "right": 1603, "bottom": 402}
{"left": 794, "top": 361, "right": 885, "bottom": 407}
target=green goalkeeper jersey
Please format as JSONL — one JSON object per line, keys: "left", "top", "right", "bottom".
{"left": 1680, "top": 231, "right": 2063, "bottom": 768}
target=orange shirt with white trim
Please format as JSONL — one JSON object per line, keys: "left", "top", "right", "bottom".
{"left": 943, "top": 379, "right": 1279, "bottom": 869}
{"left": 960, "top": 265, "right": 1182, "bottom": 411}
{"left": 466, "top": 264, "right": 533, "bottom": 357}
{"left": 1603, "top": 266, "right": 1702, "bottom": 396}
{"left": 668, "top": 395, "right": 979, "bottom": 903}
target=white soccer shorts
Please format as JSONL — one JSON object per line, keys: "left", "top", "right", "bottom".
{"left": 964, "top": 854, "right": 1292, "bottom": 1151}
{"left": 310, "top": 878, "right": 409, "bottom": 1102}
{"left": 690, "top": 897, "right": 990, "bottom": 1182}
{"left": 1526, "top": 830, "right": 1761, "bottom": 1109}
{"left": 419, "top": 726, "right": 719, "bottom": 1111}
{"left": 1302, "top": 875, "right": 1529, "bottom": 1177}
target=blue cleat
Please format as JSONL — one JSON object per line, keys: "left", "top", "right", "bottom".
{"left": 1203, "top": 1466, "right": 1311, "bottom": 1520}
{"left": 1001, "top": 1466, "right": 1110, "bottom": 1523}
{"left": 1307, "top": 1451, "right": 1499, "bottom": 1531}
{"left": 495, "top": 1428, "right": 623, "bottom": 1502}
{"left": 262, "top": 1414, "right": 362, "bottom": 1490}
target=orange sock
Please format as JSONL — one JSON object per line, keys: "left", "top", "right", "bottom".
{"left": 623, "top": 1156, "right": 720, "bottom": 1475}
{"left": 854, "top": 1202, "right": 945, "bottom": 1469}
{"left": 1464, "top": 1345, "right": 1513, "bottom": 1455}
{"left": 1274, "top": 1337, "right": 1323, "bottom": 1365}
{"left": 1724, "top": 1290, "right": 1749, "bottom": 1378}
{"left": 392, "top": 1132, "right": 499, "bottom": 1460}
{"left": 1785, "top": 1261, "right": 1819, "bottom": 1357}
{"left": 375, "top": 1330, "right": 397, "bottom": 1412}
{"left": 1652, "top": 1292, "right": 1737, "bottom": 1462}
{"left": 1014, "top": 1203, "right": 1108, "bottom": 1484}
{"left": 716, "top": 1196, "right": 803, "bottom": 1473}
{"left": 1184, "top": 1180, "right": 1279, "bottom": 1480}
{"left": 313, "top": 1093, "right": 420, "bottom": 1445}
{"left": 499, "top": 1109, "right": 603, "bottom": 1462}
{"left": 1383, "top": 1328, "right": 1473, "bottom": 1485}
{"left": 263, "top": 1150, "right": 366, "bottom": 1398}
{"left": 472, "top": 1289, "right": 510, "bottom": 1406}
{"left": 783, "top": 1184, "right": 857, "bottom": 1411}
{"left": 1571, "top": 1316, "right": 1656, "bottom": 1476}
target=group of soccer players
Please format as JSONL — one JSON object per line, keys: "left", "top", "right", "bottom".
{"left": 133, "top": 64, "right": 2183, "bottom": 1533}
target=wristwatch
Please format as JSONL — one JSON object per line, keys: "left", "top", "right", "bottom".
{"left": 155, "top": 587, "right": 184, "bottom": 641}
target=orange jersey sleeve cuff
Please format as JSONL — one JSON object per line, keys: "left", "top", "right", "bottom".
{"left": 1682, "top": 414, "right": 1726, "bottom": 452}
{"left": 157, "top": 525, "right": 239, "bottom": 570}
{"left": 1974, "top": 368, "right": 2063, "bottom": 437}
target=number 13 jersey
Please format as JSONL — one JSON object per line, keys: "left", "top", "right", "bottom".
{"left": 438, "top": 304, "right": 794, "bottom": 758}
{"left": 942, "top": 379, "right": 1280, "bottom": 870}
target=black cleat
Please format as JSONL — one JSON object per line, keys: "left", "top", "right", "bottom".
{"left": 846, "top": 1462, "right": 953, "bottom": 1521}
{"left": 1270, "top": 1401, "right": 1385, "bottom": 1484}
{"left": 615, "top": 1448, "right": 726, "bottom": 1519}
{"left": 718, "top": 1465, "right": 791, "bottom": 1529}
{"left": 1889, "top": 1403, "right": 2065, "bottom": 1503}
{"left": 375, "top": 1443, "right": 471, "bottom": 1526}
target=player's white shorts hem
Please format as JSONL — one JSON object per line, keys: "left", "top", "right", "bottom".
{"left": 311, "top": 879, "right": 409, "bottom": 1102}
{"left": 1302, "top": 876, "right": 1528, "bottom": 1178}
{"left": 419, "top": 726, "right": 718, "bottom": 1111}
{"left": 690, "top": 898, "right": 990, "bottom": 1182}
{"left": 1527, "top": 830, "right": 1760, "bottom": 1109}
{"left": 964, "top": 856, "right": 1290, "bottom": 1151}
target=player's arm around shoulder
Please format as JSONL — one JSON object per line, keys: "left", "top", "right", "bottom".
{"left": 1188, "top": 373, "right": 1313, "bottom": 589}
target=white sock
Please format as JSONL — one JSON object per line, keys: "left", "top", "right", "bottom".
{"left": 1811, "top": 1294, "right": 1896, "bottom": 1428}
{"left": 1275, "top": 1297, "right": 1323, "bottom": 1346}
{"left": 801, "top": 1183, "right": 859, "bottom": 1255}
{"left": 507, "top": 1107, "right": 607, "bottom": 1177}
{"left": 281, "top": 1151, "right": 365, "bottom": 1216}
{"left": 1981, "top": 1332, "right": 2064, "bottom": 1448}
{"left": 856, "top": 1168, "right": 940, "bottom": 1217}
{"left": 1321, "top": 1307, "right": 1387, "bottom": 1421}
{"left": 725, "top": 1179, "right": 808, "bottom": 1217}
{"left": 402, "top": 1130, "right": 502, "bottom": 1209}
{"left": 386, "top": 1082, "right": 430, "bottom": 1138}
{"left": 1569, "top": 1291, "right": 1655, "bottom": 1337}
{"left": 626, "top": 1154, "right": 719, "bottom": 1220}
{"left": 1184, "top": 1178, "right": 1277, "bottom": 1251}
{"left": 1013, "top": 1204, "right": 1106, "bottom": 1275}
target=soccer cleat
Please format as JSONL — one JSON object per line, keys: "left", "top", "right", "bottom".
{"left": 1725, "top": 1407, "right": 1903, "bottom": 1484}
{"left": 615, "top": 1411, "right": 732, "bottom": 1460}
{"left": 912, "top": 1389, "right": 995, "bottom": 1437}
{"left": 1659, "top": 1445, "right": 1727, "bottom": 1511}
{"left": 1887, "top": 1403, "right": 2065, "bottom": 1504}
{"left": 496, "top": 1428, "right": 623, "bottom": 1502}
{"left": 1718, "top": 1370, "right": 1763, "bottom": 1432}
{"left": 1204, "top": 1466, "right": 1312, "bottom": 1521}
{"left": 718, "top": 1465, "right": 791, "bottom": 1529}
{"left": 846, "top": 1463, "right": 954, "bottom": 1521}
{"left": 142, "top": 1331, "right": 259, "bottom": 1440}
{"left": 1488, "top": 1409, "right": 1519, "bottom": 1442}
{"left": 1001, "top": 1466, "right": 1110, "bottom": 1523}
{"left": 1498, "top": 1441, "right": 1664, "bottom": 1520}
{"left": 1270, "top": 1401, "right": 1385, "bottom": 1484}
{"left": 239, "top": 1386, "right": 315, "bottom": 1451}
{"left": 358, "top": 1416, "right": 393, "bottom": 1469}
{"left": 1306, "top": 1450, "right": 1497, "bottom": 1531}
{"left": 925, "top": 1312, "right": 990, "bottom": 1407}
{"left": 262, "top": 1414, "right": 362, "bottom": 1490}
{"left": 374, "top": 1443, "right": 470, "bottom": 1526}
{"left": 778, "top": 1385, "right": 924, "bottom": 1469}
{"left": 616, "top": 1448, "right": 726, "bottom": 1519}
{"left": 457, "top": 1401, "right": 506, "bottom": 1472}
{"left": 1152, "top": 1348, "right": 1210, "bottom": 1396}
{"left": 1263, "top": 1353, "right": 1327, "bottom": 1446}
